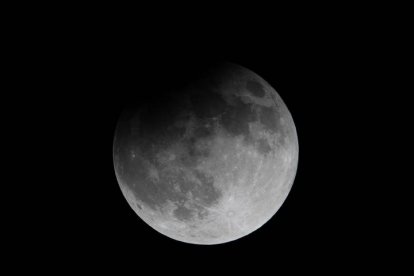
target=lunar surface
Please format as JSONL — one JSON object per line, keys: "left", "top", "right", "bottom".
{"left": 113, "top": 63, "right": 299, "bottom": 244}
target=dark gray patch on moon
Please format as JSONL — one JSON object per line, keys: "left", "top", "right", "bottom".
{"left": 259, "top": 105, "right": 280, "bottom": 133}
{"left": 116, "top": 149, "right": 160, "bottom": 209}
{"left": 179, "top": 137, "right": 210, "bottom": 168}
{"left": 137, "top": 97, "right": 185, "bottom": 140}
{"left": 190, "top": 89, "right": 228, "bottom": 119}
{"left": 193, "top": 170, "right": 221, "bottom": 206}
{"left": 220, "top": 97, "right": 257, "bottom": 138}
{"left": 246, "top": 80, "right": 265, "bottom": 97}
{"left": 193, "top": 123, "right": 215, "bottom": 139}
{"left": 173, "top": 205, "right": 193, "bottom": 221}
{"left": 169, "top": 169, "right": 221, "bottom": 221}
{"left": 195, "top": 205, "right": 209, "bottom": 220}
{"left": 173, "top": 171, "right": 195, "bottom": 194}
{"left": 256, "top": 138, "right": 272, "bottom": 155}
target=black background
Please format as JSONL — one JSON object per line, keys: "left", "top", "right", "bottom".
{"left": 12, "top": 8, "right": 392, "bottom": 272}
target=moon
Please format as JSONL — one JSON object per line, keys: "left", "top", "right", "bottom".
{"left": 113, "top": 63, "right": 298, "bottom": 245}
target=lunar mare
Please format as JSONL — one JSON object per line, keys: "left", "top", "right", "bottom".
{"left": 113, "top": 63, "right": 298, "bottom": 245}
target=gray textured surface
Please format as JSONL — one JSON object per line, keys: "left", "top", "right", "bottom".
{"left": 113, "top": 63, "right": 298, "bottom": 244}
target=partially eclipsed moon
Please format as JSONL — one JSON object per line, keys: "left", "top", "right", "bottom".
{"left": 113, "top": 63, "right": 299, "bottom": 245}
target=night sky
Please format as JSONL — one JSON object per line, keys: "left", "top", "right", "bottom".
{"left": 14, "top": 14, "right": 385, "bottom": 272}
{"left": 54, "top": 38, "right": 351, "bottom": 266}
